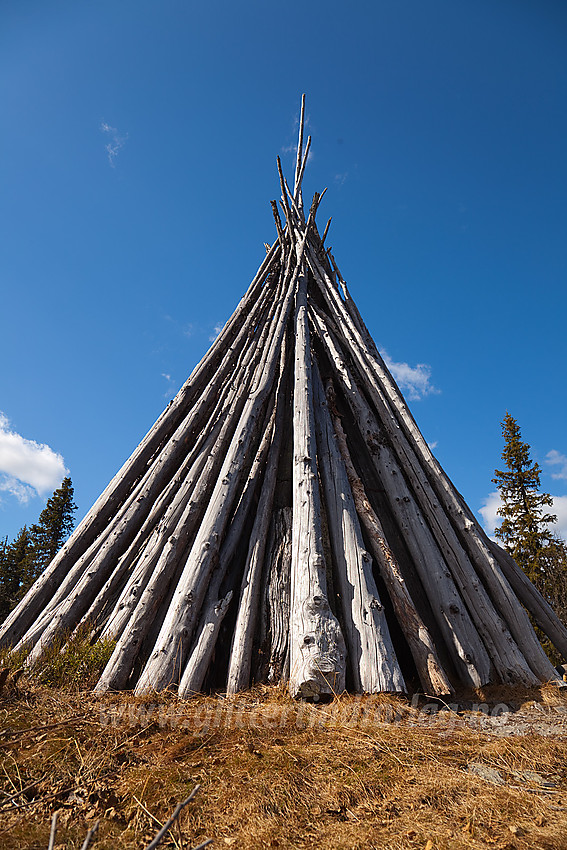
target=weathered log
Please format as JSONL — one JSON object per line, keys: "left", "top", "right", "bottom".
{"left": 293, "top": 93, "right": 306, "bottom": 200}
{"left": 288, "top": 271, "right": 346, "bottom": 700}
{"left": 0, "top": 243, "right": 282, "bottom": 650}
{"left": 309, "top": 304, "right": 492, "bottom": 687}
{"left": 294, "top": 135, "right": 311, "bottom": 204}
{"left": 175, "top": 404, "right": 280, "bottom": 696}
{"left": 307, "top": 256, "right": 547, "bottom": 685}
{"left": 265, "top": 507, "right": 293, "bottom": 683}
{"left": 488, "top": 540, "right": 567, "bottom": 662}
{"left": 324, "top": 379, "right": 454, "bottom": 695}
{"left": 177, "top": 591, "right": 233, "bottom": 697}
{"left": 308, "top": 243, "right": 559, "bottom": 682}
{"left": 225, "top": 355, "right": 288, "bottom": 694}
{"left": 93, "top": 303, "right": 284, "bottom": 693}
{"left": 134, "top": 240, "right": 305, "bottom": 694}
{"left": 313, "top": 363, "right": 405, "bottom": 694}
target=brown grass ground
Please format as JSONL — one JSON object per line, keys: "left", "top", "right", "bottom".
{"left": 0, "top": 681, "right": 566, "bottom": 850}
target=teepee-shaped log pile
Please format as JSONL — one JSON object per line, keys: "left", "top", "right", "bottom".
{"left": 3, "top": 97, "right": 566, "bottom": 699}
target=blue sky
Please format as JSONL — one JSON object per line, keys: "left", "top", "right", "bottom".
{"left": 1, "top": 0, "right": 566, "bottom": 544}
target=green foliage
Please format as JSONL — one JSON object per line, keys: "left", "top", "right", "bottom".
{"left": 0, "top": 624, "right": 116, "bottom": 690}
{"left": 493, "top": 413, "right": 556, "bottom": 577}
{"left": 30, "top": 625, "right": 116, "bottom": 689}
{"left": 0, "top": 526, "right": 35, "bottom": 622}
{"left": 30, "top": 476, "right": 77, "bottom": 567}
{"left": 0, "top": 478, "right": 77, "bottom": 622}
{"left": 493, "top": 413, "right": 567, "bottom": 662}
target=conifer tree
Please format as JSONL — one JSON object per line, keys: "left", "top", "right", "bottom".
{"left": 0, "top": 526, "right": 34, "bottom": 622}
{"left": 0, "top": 478, "right": 77, "bottom": 622}
{"left": 493, "top": 413, "right": 567, "bottom": 648}
{"left": 493, "top": 412, "right": 556, "bottom": 580}
{"left": 29, "top": 477, "right": 77, "bottom": 568}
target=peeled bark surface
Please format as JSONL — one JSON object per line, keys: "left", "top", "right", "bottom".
{"left": 7, "top": 98, "right": 564, "bottom": 700}
{"left": 324, "top": 380, "right": 453, "bottom": 696}
{"left": 288, "top": 272, "right": 346, "bottom": 700}
{"left": 266, "top": 507, "right": 292, "bottom": 683}
{"left": 313, "top": 365, "right": 405, "bottom": 694}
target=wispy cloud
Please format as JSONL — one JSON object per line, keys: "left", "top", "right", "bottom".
{"left": 209, "top": 323, "right": 223, "bottom": 343}
{"left": 334, "top": 172, "right": 348, "bottom": 186}
{"left": 0, "top": 412, "right": 68, "bottom": 504}
{"left": 100, "top": 122, "right": 128, "bottom": 167}
{"left": 546, "top": 450, "right": 567, "bottom": 480}
{"left": 478, "top": 491, "right": 567, "bottom": 540}
{"left": 478, "top": 491, "right": 502, "bottom": 539}
{"left": 281, "top": 142, "right": 297, "bottom": 156}
{"left": 380, "top": 350, "right": 439, "bottom": 401}
{"left": 161, "top": 373, "right": 176, "bottom": 400}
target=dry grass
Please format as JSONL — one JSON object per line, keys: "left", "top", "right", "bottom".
{"left": 0, "top": 678, "right": 566, "bottom": 849}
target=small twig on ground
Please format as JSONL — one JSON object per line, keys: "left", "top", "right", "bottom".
{"left": 0, "top": 778, "right": 42, "bottom": 809}
{"left": 47, "top": 811, "right": 58, "bottom": 850}
{"left": 80, "top": 820, "right": 99, "bottom": 850}
{"left": 144, "top": 785, "right": 208, "bottom": 850}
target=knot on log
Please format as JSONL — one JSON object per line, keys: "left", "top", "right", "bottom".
{"left": 304, "top": 595, "right": 328, "bottom": 616}
{"left": 370, "top": 597, "right": 383, "bottom": 611}
{"left": 449, "top": 604, "right": 460, "bottom": 615}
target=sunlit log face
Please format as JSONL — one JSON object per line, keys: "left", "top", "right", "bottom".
{"left": 2, "top": 97, "right": 565, "bottom": 698}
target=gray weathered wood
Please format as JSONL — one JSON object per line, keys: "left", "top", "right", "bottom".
{"left": 0, "top": 244, "right": 281, "bottom": 650}
{"left": 225, "top": 354, "right": 288, "bottom": 694}
{"left": 177, "top": 591, "right": 233, "bottom": 697}
{"left": 134, "top": 244, "right": 304, "bottom": 694}
{"left": 324, "top": 379, "right": 454, "bottom": 695}
{"left": 288, "top": 271, "right": 346, "bottom": 700}
{"left": 265, "top": 507, "right": 292, "bottom": 683}
{"left": 313, "top": 363, "right": 405, "bottom": 694}
{"left": 307, "top": 252, "right": 546, "bottom": 685}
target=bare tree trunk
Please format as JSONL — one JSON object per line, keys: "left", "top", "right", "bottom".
{"left": 0, "top": 245, "right": 281, "bottom": 650}
{"left": 134, "top": 253, "right": 301, "bottom": 694}
{"left": 313, "top": 364, "right": 405, "bottom": 693}
{"left": 264, "top": 507, "right": 292, "bottom": 683}
{"left": 288, "top": 272, "right": 346, "bottom": 700}
{"left": 323, "top": 379, "right": 454, "bottom": 695}
{"left": 307, "top": 242, "right": 558, "bottom": 682}
{"left": 309, "top": 304, "right": 491, "bottom": 687}
{"left": 225, "top": 355, "right": 288, "bottom": 694}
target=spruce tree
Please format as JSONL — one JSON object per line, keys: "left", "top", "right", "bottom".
{"left": 0, "top": 526, "right": 34, "bottom": 622}
{"left": 0, "top": 478, "right": 77, "bottom": 623}
{"left": 29, "top": 477, "right": 77, "bottom": 568}
{"left": 493, "top": 413, "right": 567, "bottom": 650}
{"left": 493, "top": 412, "right": 556, "bottom": 581}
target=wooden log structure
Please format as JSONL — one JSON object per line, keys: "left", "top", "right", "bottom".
{"left": 2, "top": 97, "right": 565, "bottom": 698}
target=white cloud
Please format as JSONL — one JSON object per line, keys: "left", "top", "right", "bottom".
{"left": 334, "top": 172, "right": 348, "bottom": 186}
{"left": 546, "top": 450, "right": 567, "bottom": 481}
{"left": 478, "top": 491, "right": 502, "bottom": 539}
{"left": 0, "top": 476, "right": 36, "bottom": 505}
{"left": 478, "top": 490, "right": 567, "bottom": 540}
{"left": 552, "top": 495, "right": 567, "bottom": 539}
{"left": 0, "top": 412, "right": 68, "bottom": 503}
{"left": 281, "top": 143, "right": 297, "bottom": 156}
{"left": 100, "top": 122, "right": 128, "bottom": 167}
{"left": 208, "top": 324, "right": 223, "bottom": 343}
{"left": 380, "top": 350, "right": 439, "bottom": 401}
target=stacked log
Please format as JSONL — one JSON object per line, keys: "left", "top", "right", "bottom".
{"left": 2, "top": 97, "right": 565, "bottom": 699}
